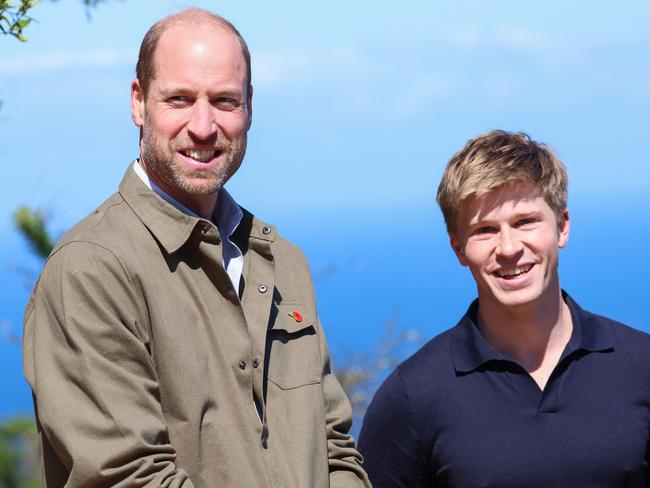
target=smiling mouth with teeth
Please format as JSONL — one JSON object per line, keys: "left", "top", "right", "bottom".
{"left": 495, "top": 264, "right": 534, "bottom": 279}
{"left": 181, "top": 149, "right": 221, "bottom": 162}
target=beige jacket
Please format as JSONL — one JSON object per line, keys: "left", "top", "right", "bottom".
{"left": 23, "top": 166, "right": 370, "bottom": 488}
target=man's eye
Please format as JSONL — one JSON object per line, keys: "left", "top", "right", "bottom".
{"left": 168, "top": 96, "right": 191, "bottom": 105}
{"left": 515, "top": 218, "right": 536, "bottom": 228}
{"left": 474, "top": 226, "right": 496, "bottom": 236}
{"left": 213, "top": 98, "right": 238, "bottom": 110}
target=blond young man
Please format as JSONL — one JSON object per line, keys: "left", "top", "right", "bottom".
{"left": 23, "top": 8, "right": 369, "bottom": 487}
{"left": 358, "top": 130, "right": 650, "bottom": 487}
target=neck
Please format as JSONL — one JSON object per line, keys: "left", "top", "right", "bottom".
{"left": 139, "top": 159, "right": 218, "bottom": 220}
{"left": 180, "top": 194, "right": 218, "bottom": 220}
{"left": 477, "top": 285, "right": 572, "bottom": 375}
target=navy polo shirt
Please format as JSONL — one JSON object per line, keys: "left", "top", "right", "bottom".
{"left": 358, "top": 293, "right": 650, "bottom": 487}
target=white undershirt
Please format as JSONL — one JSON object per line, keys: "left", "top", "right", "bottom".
{"left": 132, "top": 160, "right": 244, "bottom": 294}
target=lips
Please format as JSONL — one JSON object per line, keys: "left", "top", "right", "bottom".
{"left": 494, "top": 263, "right": 534, "bottom": 280}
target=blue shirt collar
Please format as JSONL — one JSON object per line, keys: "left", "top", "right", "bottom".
{"left": 450, "top": 291, "right": 614, "bottom": 374}
{"left": 132, "top": 160, "right": 243, "bottom": 241}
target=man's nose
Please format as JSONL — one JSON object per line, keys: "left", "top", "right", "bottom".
{"left": 187, "top": 100, "right": 217, "bottom": 140}
{"left": 496, "top": 226, "right": 522, "bottom": 257}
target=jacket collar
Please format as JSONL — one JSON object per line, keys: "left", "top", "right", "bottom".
{"left": 231, "top": 207, "right": 277, "bottom": 261}
{"left": 120, "top": 164, "right": 200, "bottom": 254}
{"left": 450, "top": 291, "right": 614, "bottom": 374}
{"left": 119, "top": 164, "right": 276, "bottom": 255}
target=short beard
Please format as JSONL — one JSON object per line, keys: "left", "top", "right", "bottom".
{"left": 140, "top": 119, "right": 247, "bottom": 197}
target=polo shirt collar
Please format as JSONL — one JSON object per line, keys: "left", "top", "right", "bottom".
{"left": 560, "top": 291, "right": 614, "bottom": 358}
{"left": 450, "top": 300, "right": 504, "bottom": 373}
{"left": 450, "top": 291, "right": 614, "bottom": 374}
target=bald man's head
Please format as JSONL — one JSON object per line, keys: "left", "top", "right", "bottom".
{"left": 136, "top": 8, "right": 251, "bottom": 99}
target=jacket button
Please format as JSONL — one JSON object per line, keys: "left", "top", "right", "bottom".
{"left": 262, "top": 226, "right": 271, "bottom": 235}
{"left": 239, "top": 361, "right": 246, "bottom": 370}
{"left": 258, "top": 284, "right": 267, "bottom": 293}
{"left": 252, "top": 358, "right": 260, "bottom": 368}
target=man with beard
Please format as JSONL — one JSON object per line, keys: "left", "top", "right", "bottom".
{"left": 23, "top": 9, "right": 369, "bottom": 488}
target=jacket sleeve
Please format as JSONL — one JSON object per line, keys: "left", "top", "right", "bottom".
{"left": 357, "top": 369, "right": 430, "bottom": 488}
{"left": 23, "top": 242, "right": 196, "bottom": 487}
{"left": 317, "top": 324, "right": 372, "bottom": 488}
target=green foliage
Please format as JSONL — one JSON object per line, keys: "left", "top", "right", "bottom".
{"left": 0, "top": 417, "right": 41, "bottom": 488}
{"left": 0, "top": 0, "right": 36, "bottom": 42}
{"left": 0, "top": 0, "right": 110, "bottom": 42}
{"left": 13, "top": 206, "right": 54, "bottom": 259}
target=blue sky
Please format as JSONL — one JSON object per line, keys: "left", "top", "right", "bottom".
{"left": 1, "top": 0, "right": 649, "bottom": 418}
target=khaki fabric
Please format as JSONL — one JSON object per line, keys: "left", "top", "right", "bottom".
{"left": 23, "top": 166, "right": 370, "bottom": 488}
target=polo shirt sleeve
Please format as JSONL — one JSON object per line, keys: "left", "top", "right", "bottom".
{"left": 23, "top": 242, "right": 196, "bottom": 487}
{"left": 358, "top": 368, "right": 430, "bottom": 487}
{"left": 646, "top": 442, "right": 650, "bottom": 487}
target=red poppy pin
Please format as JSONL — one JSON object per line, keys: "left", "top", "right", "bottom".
{"left": 289, "top": 310, "right": 303, "bottom": 322}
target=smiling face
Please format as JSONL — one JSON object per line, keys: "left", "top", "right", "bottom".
{"left": 450, "top": 182, "right": 570, "bottom": 315}
{"left": 130, "top": 21, "right": 252, "bottom": 216}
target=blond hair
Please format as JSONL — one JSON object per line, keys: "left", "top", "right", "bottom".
{"left": 436, "top": 130, "right": 568, "bottom": 233}
{"left": 136, "top": 8, "right": 251, "bottom": 98}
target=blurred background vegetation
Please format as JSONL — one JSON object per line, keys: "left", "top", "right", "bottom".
{"left": 0, "top": 203, "right": 52, "bottom": 486}
{"left": 0, "top": 417, "right": 40, "bottom": 488}
{"left": 1, "top": 210, "right": 45, "bottom": 486}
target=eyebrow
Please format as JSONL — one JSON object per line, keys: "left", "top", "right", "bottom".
{"left": 469, "top": 209, "right": 542, "bottom": 226}
{"left": 158, "top": 86, "right": 244, "bottom": 98}
{"left": 511, "top": 210, "right": 543, "bottom": 219}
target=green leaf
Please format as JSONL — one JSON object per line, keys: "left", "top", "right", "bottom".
{"left": 13, "top": 206, "right": 55, "bottom": 257}
{"left": 18, "top": 0, "right": 38, "bottom": 16}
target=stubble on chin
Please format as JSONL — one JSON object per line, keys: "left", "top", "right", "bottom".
{"left": 140, "top": 125, "right": 247, "bottom": 196}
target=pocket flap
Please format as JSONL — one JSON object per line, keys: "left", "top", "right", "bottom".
{"left": 271, "top": 302, "right": 315, "bottom": 333}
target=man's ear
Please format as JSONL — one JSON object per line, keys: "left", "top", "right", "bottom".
{"left": 131, "top": 79, "right": 145, "bottom": 128}
{"left": 245, "top": 84, "right": 253, "bottom": 131}
{"left": 557, "top": 208, "right": 570, "bottom": 249}
{"left": 449, "top": 232, "right": 469, "bottom": 267}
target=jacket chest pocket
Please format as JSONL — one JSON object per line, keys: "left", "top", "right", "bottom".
{"left": 265, "top": 303, "right": 322, "bottom": 390}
